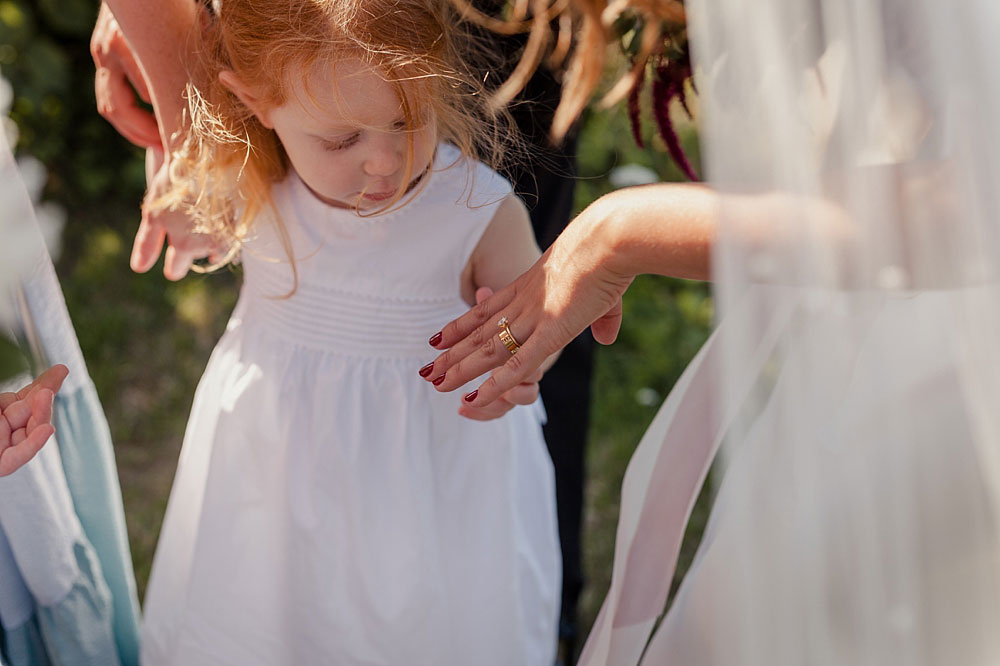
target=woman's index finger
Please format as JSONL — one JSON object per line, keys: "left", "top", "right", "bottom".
{"left": 434, "top": 286, "right": 512, "bottom": 349}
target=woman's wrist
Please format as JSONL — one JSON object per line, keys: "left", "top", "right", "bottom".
{"left": 575, "top": 189, "right": 640, "bottom": 283}
{"left": 589, "top": 183, "right": 717, "bottom": 282}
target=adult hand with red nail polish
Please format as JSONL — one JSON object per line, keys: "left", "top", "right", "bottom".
{"left": 425, "top": 184, "right": 717, "bottom": 408}
{"left": 425, "top": 195, "right": 635, "bottom": 408}
{"left": 0, "top": 365, "right": 69, "bottom": 476}
{"left": 428, "top": 287, "right": 546, "bottom": 421}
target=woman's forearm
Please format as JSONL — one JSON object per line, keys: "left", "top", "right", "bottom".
{"left": 583, "top": 183, "right": 719, "bottom": 283}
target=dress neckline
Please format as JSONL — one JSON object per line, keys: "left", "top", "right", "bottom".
{"left": 286, "top": 143, "right": 464, "bottom": 224}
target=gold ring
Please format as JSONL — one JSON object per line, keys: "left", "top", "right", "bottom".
{"left": 497, "top": 316, "right": 521, "bottom": 355}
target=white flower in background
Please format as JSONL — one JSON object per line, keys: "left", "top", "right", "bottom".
{"left": 608, "top": 163, "right": 659, "bottom": 189}
{"left": 635, "top": 386, "right": 661, "bottom": 407}
{"left": 0, "top": 69, "right": 66, "bottom": 265}
{"left": 0, "top": 70, "right": 66, "bottom": 325}
{"left": 16, "top": 155, "right": 64, "bottom": 259}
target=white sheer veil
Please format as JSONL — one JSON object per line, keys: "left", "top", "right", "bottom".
{"left": 581, "top": 0, "right": 1000, "bottom": 664}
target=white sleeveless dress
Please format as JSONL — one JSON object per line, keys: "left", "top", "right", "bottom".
{"left": 140, "top": 145, "right": 561, "bottom": 666}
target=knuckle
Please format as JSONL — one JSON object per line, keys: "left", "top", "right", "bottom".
{"left": 505, "top": 352, "right": 525, "bottom": 375}
{"left": 469, "top": 323, "right": 487, "bottom": 348}
{"left": 472, "top": 299, "right": 492, "bottom": 322}
{"left": 480, "top": 333, "right": 498, "bottom": 357}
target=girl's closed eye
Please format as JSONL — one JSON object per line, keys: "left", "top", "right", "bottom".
{"left": 320, "top": 132, "right": 361, "bottom": 151}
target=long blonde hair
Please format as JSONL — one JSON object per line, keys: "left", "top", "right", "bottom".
{"left": 159, "top": 0, "right": 517, "bottom": 266}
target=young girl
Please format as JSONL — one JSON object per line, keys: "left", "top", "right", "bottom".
{"left": 139, "top": 1, "right": 560, "bottom": 664}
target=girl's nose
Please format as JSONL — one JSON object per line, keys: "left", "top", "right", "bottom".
{"left": 363, "top": 135, "right": 404, "bottom": 178}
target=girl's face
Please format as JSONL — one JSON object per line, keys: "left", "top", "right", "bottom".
{"left": 262, "top": 59, "right": 437, "bottom": 210}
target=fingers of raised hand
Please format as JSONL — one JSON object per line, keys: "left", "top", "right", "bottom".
{"left": 463, "top": 341, "right": 550, "bottom": 408}
{"left": 28, "top": 388, "right": 56, "bottom": 434}
{"left": 424, "top": 284, "right": 525, "bottom": 388}
{"left": 590, "top": 295, "right": 625, "bottom": 345}
{"left": 3, "top": 385, "right": 54, "bottom": 431}
{"left": 499, "top": 378, "right": 540, "bottom": 406}
{"left": 0, "top": 365, "right": 64, "bottom": 411}
{"left": 457, "top": 366, "right": 541, "bottom": 420}
{"left": 457, "top": 396, "right": 516, "bottom": 421}
{"left": 163, "top": 245, "right": 195, "bottom": 282}
{"left": 0, "top": 386, "right": 55, "bottom": 476}
{"left": 2, "top": 396, "right": 33, "bottom": 431}
{"left": 31, "top": 365, "right": 69, "bottom": 396}
{"left": 432, "top": 288, "right": 510, "bottom": 351}
{"left": 0, "top": 421, "right": 54, "bottom": 477}
{"left": 138, "top": 182, "right": 221, "bottom": 279}
{"left": 92, "top": 12, "right": 160, "bottom": 150}
{"left": 131, "top": 216, "right": 168, "bottom": 273}
{"left": 95, "top": 66, "right": 160, "bottom": 148}
{"left": 429, "top": 317, "right": 517, "bottom": 393}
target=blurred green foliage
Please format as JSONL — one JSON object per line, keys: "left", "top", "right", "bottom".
{"left": 0, "top": 336, "right": 27, "bottom": 382}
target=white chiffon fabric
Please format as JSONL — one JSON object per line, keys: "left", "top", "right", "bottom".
{"left": 140, "top": 144, "right": 561, "bottom": 666}
{"left": 581, "top": 0, "right": 1000, "bottom": 664}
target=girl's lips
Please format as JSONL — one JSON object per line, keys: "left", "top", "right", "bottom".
{"left": 362, "top": 190, "right": 395, "bottom": 202}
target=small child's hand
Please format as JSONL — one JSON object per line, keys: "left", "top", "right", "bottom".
{"left": 0, "top": 365, "right": 69, "bottom": 477}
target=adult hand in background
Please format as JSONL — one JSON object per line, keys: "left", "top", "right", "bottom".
{"left": 93, "top": 2, "right": 218, "bottom": 280}
{"left": 455, "top": 288, "right": 546, "bottom": 421}
{"left": 91, "top": 2, "right": 161, "bottom": 149}
{"left": 134, "top": 148, "right": 224, "bottom": 280}
{"left": 0, "top": 364, "right": 69, "bottom": 476}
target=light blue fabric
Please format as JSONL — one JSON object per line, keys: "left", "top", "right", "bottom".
{"left": 34, "top": 542, "right": 117, "bottom": 666}
{"left": 2, "top": 621, "right": 50, "bottom": 666}
{"left": 0, "top": 124, "right": 141, "bottom": 666}
{"left": 51, "top": 389, "right": 140, "bottom": 665}
{"left": 1, "top": 540, "right": 118, "bottom": 666}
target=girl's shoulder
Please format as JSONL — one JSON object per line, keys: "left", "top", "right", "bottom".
{"left": 426, "top": 143, "right": 513, "bottom": 213}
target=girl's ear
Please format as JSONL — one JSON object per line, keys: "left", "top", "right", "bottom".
{"left": 219, "top": 70, "right": 274, "bottom": 129}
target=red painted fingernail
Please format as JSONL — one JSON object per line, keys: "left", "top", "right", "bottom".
{"left": 418, "top": 362, "right": 434, "bottom": 378}
{"left": 432, "top": 374, "right": 446, "bottom": 386}
{"left": 429, "top": 331, "right": 443, "bottom": 347}
{"left": 464, "top": 390, "right": 478, "bottom": 403}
